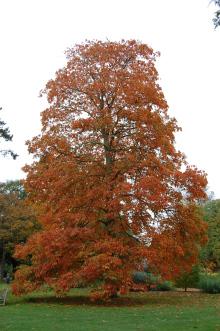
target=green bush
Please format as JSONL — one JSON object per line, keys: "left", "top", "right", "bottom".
{"left": 132, "top": 272, "right": 147, "bottom": 284}
{"left": 132, "top": 272, "right": 160, "bottom": 286}
{"left": 132, "top": 272, "right": 175, "bottom": 291}
{"left": 199, "top": 274, "right": 220, "bottom": 293}
{"left": 156, "top": 280, "right": 174, "bottom": 291}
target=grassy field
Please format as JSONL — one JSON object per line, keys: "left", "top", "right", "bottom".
{"left": 1, "top": 284, "right": 220, "bottom": 331}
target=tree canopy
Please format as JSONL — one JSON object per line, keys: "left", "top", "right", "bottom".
{"left": 200, "top": 199, "right": 220, "bottom": 270}
{"left": 0, "top": 107, "right": 17, "bottom": 159}
{"left": 210, "top": 0, "right": 220, "bottom": 28}
{"left": 13, "top": 40, "right": 207, "bottom": 300}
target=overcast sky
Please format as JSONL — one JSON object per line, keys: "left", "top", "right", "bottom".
{"left": 0, "top": 0, "right": 219, "bottom": 197}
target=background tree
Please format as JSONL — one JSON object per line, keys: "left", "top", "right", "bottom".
{"left": 200, "top": 199, "right": 220, "bottom": 270}
{"left": 0, "top": 180, "right": 38, "bottom": 279}
{"left": 175, "top": 264, "right": 201, "bottom": 292}
{"left": 210, "top": 0, "right": 220, "bottom": 28}
{"left": 0, "top": 108, "right": 17, "bottom": 159}
{"left": 13, "top": 40, "right": 207, "bottom": 300}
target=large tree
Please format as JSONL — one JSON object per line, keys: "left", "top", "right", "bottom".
{"left": 13, "top": 40, "right": 207, "bottom": 300}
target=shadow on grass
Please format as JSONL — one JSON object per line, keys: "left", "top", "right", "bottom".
{"left": 23, "top": 291, "right": 208, "bottom": 307}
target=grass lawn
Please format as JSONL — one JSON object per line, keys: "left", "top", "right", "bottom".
{"left": 1, "top": 284, "right": 220, "bottom": 331}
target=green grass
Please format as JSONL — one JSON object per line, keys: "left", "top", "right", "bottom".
{"left": 1, "top": 283, "right": 220, "bottom": 331}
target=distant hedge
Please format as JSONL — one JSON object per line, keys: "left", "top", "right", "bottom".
{"left": 199, "top": 274, "right": 220, "bottom": 293}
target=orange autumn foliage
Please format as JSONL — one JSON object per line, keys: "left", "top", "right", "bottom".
{"left": 13, "top": 40, "right": 207, "bottom": 300}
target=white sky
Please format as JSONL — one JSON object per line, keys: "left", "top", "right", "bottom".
{"left": 0, "top": 0, "right": 219, "bottom": 197}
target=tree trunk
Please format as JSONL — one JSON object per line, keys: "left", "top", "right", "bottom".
{"left": 102, "top": 130, "right": 113, "bottom": 167}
